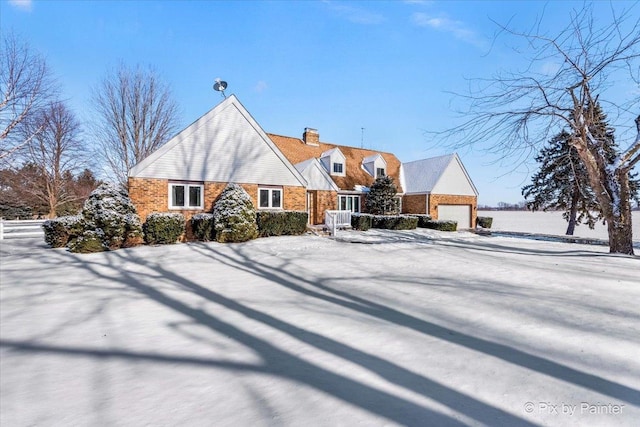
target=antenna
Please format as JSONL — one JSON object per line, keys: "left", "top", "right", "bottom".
{"left": 213, "top": 78, "right": 228, "bottom": 98}
{"left": 361, "top": 127, "right": 365, "bottom": 148}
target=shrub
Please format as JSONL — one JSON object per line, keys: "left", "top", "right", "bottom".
{"left": 191, "top": 213, "right": 215, "bottom": 241}
{"left": 351, "top": 213, "right": 373, "bottom": 231}
{"left": 371, "top": 215, "right": 418, "bottom": 230}
{"left": 67, "top": 229, "right": 107, "bottom": 253}
{"left": 42, "top": 215, "right": 84, "bottom": 248}
{"left": 477, "top": 216, "right": 493, "bottom": 229}
{"left": 213, "top": 183, "right": 258, "bottom": 243}
{"left": 257, "top": 211, "right": 308, "bottom": 237}
{"left": 411, "top": 214, "right": 433, "bottom": 228}
{"left": 143, "top": 212, "right": 185, "bottom": 245}
{"left": 69, "top": 183, "right": 143, "bottom": 253}
{"left": 424, "top": 219, "right": 457, "bottom": 231}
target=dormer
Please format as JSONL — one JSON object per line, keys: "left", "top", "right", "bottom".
{"left": 362, "top": 153, "right": 387, "bottom": 179}
{"left": 320, "top": 147, "right": 346, "bottom": 177}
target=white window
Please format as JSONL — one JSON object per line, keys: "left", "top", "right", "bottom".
{"left": 333, "top": 162, "right": 344, "bottom": 174}
{"left": 259, "top": 187, "right": 283, "bottom": 209}
{"left": 169, "top": 183, "right": 203, "bottom": 209}
{"left": 376, "top": 167, "right": 386, "bottom": 178}
{"left": 339, "top": 195, "right": 360, "bottom": 213}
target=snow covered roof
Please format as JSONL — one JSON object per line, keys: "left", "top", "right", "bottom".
{"left": 403, "top": 153, "right": 478, "bottom": 196}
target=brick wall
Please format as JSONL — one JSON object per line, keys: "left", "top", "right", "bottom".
{"left": 429, "top": 194, "right": 478, "bottom": 227}
{"left": 315, "top": 190, "right": 338, "bottom": 224}
{"left": 129, "top": 177, "right": 306, "bottom": 223}
{"left": 284, "top": 186, "right": 307, "bottom": 211}
{"left": 402, "top": 194, "right": 427, "bottom": 214}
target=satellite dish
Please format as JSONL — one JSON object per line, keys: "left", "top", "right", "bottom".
{"left": 213, "top": 78, "right": 228, "bottom": 98}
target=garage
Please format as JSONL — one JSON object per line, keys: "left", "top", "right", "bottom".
{"left": 438, "top": 204, "right": 472, "bottom": 229}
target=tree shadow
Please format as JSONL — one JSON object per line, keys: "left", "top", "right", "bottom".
{"left": 186, "top": 241, "right": 640, "bottom": 408}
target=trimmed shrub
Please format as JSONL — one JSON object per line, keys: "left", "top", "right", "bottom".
{"left": 68, "top": 229, "right": 106, "bottom": 253}
{"left": 371, "top": 215, "right": 418, "bottom": 230}
{"left": 191, "top": 213, "right": 215, "bottom": 241}
{"left": 351, "top": 213, "right": 373, "bottom": 231}
{"left": 257, "top": 211, "right": 308, "bottom": 237}
{"left": 411, "top": 214, "right": 433, "bottom": 228}
{"left": 69, "top": 183, "right": 143, "bottom": 253}
{"left": 213, "top": 183, "right": 258, "bottom": 243}
{"left": 42, "top": 215, "right": 84, "bottom": 248}
{"left": 143, "top": 212, "right": 185, "bottom": 245}
{"left": 424, "top": 219, "right": 457, "bottom": 231}
{"left": 477, "top": 216, "right": 493, "bottom": 229}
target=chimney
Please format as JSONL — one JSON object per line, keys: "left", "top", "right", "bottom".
{"left": 303, "top": 127, "right": 319, "bottom": 146}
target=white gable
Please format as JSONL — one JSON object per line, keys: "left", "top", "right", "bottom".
{"left": 295, "top": 159, "right": 339, "bottom": 191}
{"left": 362, "top": 153, "right": 387, "bottom": 177}
{"left": 129, "top": 95, "right": 306, "bottom": 187}
{"left": 403, "top": 153, "right": 478, "bottom": 196}
{"left": 320, "top": 147, "right": 346, "bottom": 176}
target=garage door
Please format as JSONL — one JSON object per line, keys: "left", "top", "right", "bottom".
{"left": 438, "top": 205, "right": 471, "bottom": 229}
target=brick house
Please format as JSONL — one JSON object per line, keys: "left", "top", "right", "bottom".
{"left": 402, "top": 154, "right": 479, "bottom": 228}
{"left": 128, "top": 95, "right": 307, "bottom": 225}
{"left": 269, "top": 130, "right": 403, "bottom": 225}
{"left": 128, "top": 95, "right": 479, "bottom": 229}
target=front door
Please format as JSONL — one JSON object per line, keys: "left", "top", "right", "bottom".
{"left": 307, "top": 191, "right": 315, "bottom": 224}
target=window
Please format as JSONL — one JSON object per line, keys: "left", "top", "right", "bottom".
{"left": 259, "top": 187, "right": 283, "bottom": 209}
{"left": 338, "top": 195, "right": 360, "bottom": 213}
{"left": 333, "top": 162, "right": 344, "bottom": 174}
{"left": 169, "top": 183, "right": 203, "bottom": 209}
{"left": 376, "top": 167, "right": 386, "bottom": 178}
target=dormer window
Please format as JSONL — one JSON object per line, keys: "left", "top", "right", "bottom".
{"left": 321, "top": 147, "right": 346, "bottom": 177}
{"left": 362, "top": 153, "right": 388, "bottom": 178}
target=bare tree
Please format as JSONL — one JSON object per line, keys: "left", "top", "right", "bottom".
{"left": 92, "top": 63, "right": 179, "bottom": 187}
{"left": 20, "top": 101, "right": 87, "bottom": 217}
{"left": 0, "top": 32, "right": 55, "bottom": 162}
{"left": 435, "top": 4, "right": 640, "bottom": 254}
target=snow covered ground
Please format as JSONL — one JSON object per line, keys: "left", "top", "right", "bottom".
{"left": 1, "top": 230, "right": 639, "bottom": 426}
{"left": 479, "top": 210, "right": 640, "bottom": 244}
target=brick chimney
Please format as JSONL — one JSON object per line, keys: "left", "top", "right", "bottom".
{"left": 303, "top": 128, "right": 319, "bottom": 146}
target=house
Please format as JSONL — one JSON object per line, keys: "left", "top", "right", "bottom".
{"left": 128, "top": 94, "right": 479, "bottom": 230}
{"left": 128, "top": 95, "right": 308, "bottom": 226}
{"left": 402, "top": 154, "right": 479, "bottom": 228}
{"left": 269, "top": 130, "right": 403, "bottom": 225}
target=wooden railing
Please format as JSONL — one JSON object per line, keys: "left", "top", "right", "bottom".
{"left": 0, "top": 219, "right": 45, "bottom": 240}
{"left": 324, "top": 210, "right": 352, "bottom": 236}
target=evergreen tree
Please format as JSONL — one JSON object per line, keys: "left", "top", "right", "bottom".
{"left": 522, "top": 131, "right": 598, "bottom": 235}
{"left": 366, "top": 175, "right": 399, "bottom": 215}
{"left": 523, "top": 105, "right": 639, "bottom": 235}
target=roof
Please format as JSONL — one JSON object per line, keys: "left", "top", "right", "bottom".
{"left": 269, "top": 133, "right": 404, "bottom": 193}
{"left": 294, "top": 158, "right": 340, "bottom": 191}
{"left": 128, "top": 95, "right": 307, "bottom": 188}
{"left": 403, "top": 153, "right": 478, "bottom": 196}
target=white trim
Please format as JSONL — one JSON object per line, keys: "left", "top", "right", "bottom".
{"left": 168, "top": 182, "right": 204, "bottom": 210}
{"left": 338, "top": 194, "right": 361, "bottom": 213}
{"left": 258, "top": 187, "right": 283, "bottom": 209}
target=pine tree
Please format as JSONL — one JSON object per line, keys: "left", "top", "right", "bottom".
{"left": 522, "top": 131, "right": 599, "bottom": 235}
{"left": 366, "top": 175, "right": 399, "bottom": 215}
{"left": 523, "top": 105, "right": 639, "bottom": 235}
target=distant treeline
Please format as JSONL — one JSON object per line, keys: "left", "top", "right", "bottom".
{"left": 479, "top": 201, "right": 640, "bottom": 211}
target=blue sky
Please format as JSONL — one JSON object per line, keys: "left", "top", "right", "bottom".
{"left": 2, "top": 0, "right": 638, "bottom": 205}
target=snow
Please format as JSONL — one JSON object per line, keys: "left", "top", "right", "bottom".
{"left": 479, "top": 210, "right": 640, "bottom": 244}
{"left": 1, "top": 229, "right": 639, "bottom": 426}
